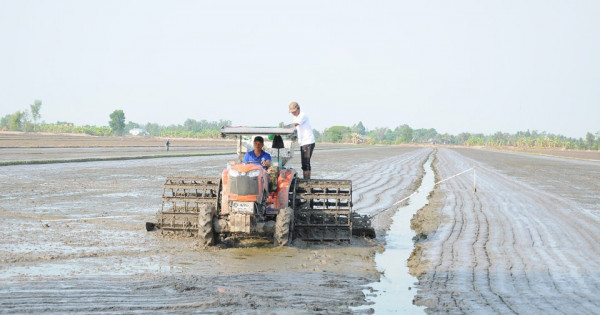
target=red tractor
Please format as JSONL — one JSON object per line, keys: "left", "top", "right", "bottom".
{"left": 147, "top": 126, "right": 374, "bottom": 246}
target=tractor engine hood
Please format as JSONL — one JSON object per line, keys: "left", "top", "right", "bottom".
{"left": 228, "top": 170, "right": 260, "bottom": 196}
{"left": 226, "top": 164, "right": 264, "bottom": 198}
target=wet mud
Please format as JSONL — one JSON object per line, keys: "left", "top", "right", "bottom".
{"left": 410, "top": 148, "right": 600, "bottom": 314}
{"left": 2, "top": 133, "right": 598, "bottom": 313}
{"left": 0, "top": 135, "right": 429, "bottom": 313}
{"left": 358, "top": 151, "right": 435, "bottom": 314}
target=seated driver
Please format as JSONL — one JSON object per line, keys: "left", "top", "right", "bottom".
{"left": 243, "top": 136, "right": 271, "bottom": 169}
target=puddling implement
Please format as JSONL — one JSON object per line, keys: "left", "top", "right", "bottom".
{"left": 146, "top": 126, "right": 375, "bottom": 246}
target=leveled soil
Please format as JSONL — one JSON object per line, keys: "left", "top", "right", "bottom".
{"left": 0, "top": 132, "right": 427, "bottom": 313}
{"left": 0, "top": 131, "right": 234, "bottom": 148}
{"left": 1, "top": 132, "right": 598, "bottom": 313}
{"left": 410, "top": 148, "right": 600, "bottom": 313}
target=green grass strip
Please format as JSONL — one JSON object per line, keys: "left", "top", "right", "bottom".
{"left": 0, "top": 151, "right": 236, "bottom": 166}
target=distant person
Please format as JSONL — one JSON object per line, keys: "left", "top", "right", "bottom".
{"left": 289, "top": 101, "right": 315, "bottom": 179}
{"left": 243, "top": 136, "right": 272, "bottom": 169}
{"left": 165, "top": 139, "right": 170, "bottom": 151}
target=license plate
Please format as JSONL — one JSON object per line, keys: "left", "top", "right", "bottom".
{"left": 231, "top": 201, "right": 254, "bottom": 213}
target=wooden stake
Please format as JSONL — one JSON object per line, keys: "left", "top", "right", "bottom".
{"left": 473, "top": 168, "right": 477, "bottom": 193}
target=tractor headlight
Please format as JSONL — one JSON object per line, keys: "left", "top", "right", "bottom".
{"left": 229, "top": 169, "right": 240, "bottom": 177}
{"left": 247, "top": 169, "right": 261, "bottom": 177}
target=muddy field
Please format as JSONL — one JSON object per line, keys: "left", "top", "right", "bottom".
{"left": 0, "top": 133, "right": 429, "bottom": 313}
{"left": 0, "top": 132, "right": 235, "bottom": 148}
{"left": 411, "top": 148, "right": 600, "bottom": 314}
{"left": 1, "top": 133, "right": 599, "bottom": 313}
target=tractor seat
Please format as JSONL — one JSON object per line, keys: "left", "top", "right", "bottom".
{"left": 272, "top": 135, "right": 285, "bottom": 149}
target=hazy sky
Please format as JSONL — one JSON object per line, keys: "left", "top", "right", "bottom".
{"left": 1, "top": 0, "right": 598, "bottom": 137}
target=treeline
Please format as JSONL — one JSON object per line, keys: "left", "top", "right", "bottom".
{"left": 1, "top": 100, "right": 43, "bottom": 132}
{"left": 319, "top": 122, "right": 600, "bottom": 150}
{"left": 2, "top": 102, "right": 598, "bottom": 150}
{"left": 131, "top": 119, "right": 232, "bottom": 138}
{"left": 0, "top": 119, "right": 232, "bottom": 138}
{"left": 1, "top": 102, "right": 230, "bottom": 138}
{"left": 35, "top": 122, "right": 113, "bottom": 136}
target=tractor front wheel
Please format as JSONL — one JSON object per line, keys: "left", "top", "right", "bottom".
{"left": 274, "top": 207, "right": 293, "bottom": 246}
{"left": 198, "top": 204, "right": 215, "bottom": 246}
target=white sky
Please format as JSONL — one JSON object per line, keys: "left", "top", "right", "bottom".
{"left": 1, "top": 0, "right": 598, "bottom": 138}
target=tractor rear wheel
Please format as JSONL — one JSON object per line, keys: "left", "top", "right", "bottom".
{"left": 198, "top": 204, "right": 215, "bottom": 246}
{"left": 274, "top": 207, "right": 293, "bottom": 246}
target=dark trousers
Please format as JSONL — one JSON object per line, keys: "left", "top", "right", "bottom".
{"left": 300, "top": 143, "right": 315, "bottom": 171}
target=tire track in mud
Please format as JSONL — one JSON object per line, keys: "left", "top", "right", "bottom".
{"left": 414, "top": 148, "right": 600, "bottom": 314}
{"left": 422, "top": 152, "right": 463, "bottom": 311}
{"left": 430, "top": 149, "right": 578, "bottom": 313}
{"left": 433, "top": 150, "right": 548, "bottom": 314}
{"left": 463, "top": 163, "right": 531, "bottom": 314}
{"left": 350, "top": 148, "right": 432, "bottom": 221}
{"left": 346, "top": 149, "right": 422, "bottom": 194}
{"left": 0, "top": 273, "right": 367, "bottom": 313}
{"left": 313, "top": 147, "right": 432, "bottom": 226}
{"left": 471, "top": 152, "right": 599, "bottom": 314}
{"left": 483, "top": 179, "right": 560, "bottom": 314}
{"left": 470, "top": 192, "right": 510, "bottom": 314}
{"left": 1, "top": 145, "right": 431, "bottom": 313}
{"left": 481, "top": 166, "right": 594, "bottom": 314}
{"left": 471, "top": 174, "right": 541, "bottom": 314}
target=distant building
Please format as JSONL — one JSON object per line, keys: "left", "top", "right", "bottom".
{"left": 129, "top": 128, "right": 149, "bottom": 136}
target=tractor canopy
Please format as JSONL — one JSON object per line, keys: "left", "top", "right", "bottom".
{"left": 221, "top": 126, "right": 298, "bottom": 168}
{"left": 221, "top": 126, "right": 296, "bottom": 137}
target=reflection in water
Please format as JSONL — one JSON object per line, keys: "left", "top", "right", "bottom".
{"left": 357, "top": 153, "right": 434, "bottom": 313}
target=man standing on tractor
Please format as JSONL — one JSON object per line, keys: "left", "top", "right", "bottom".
{"left": 243, "top": 136, "right": 272, "bottom": 169}
{"left": 289, "top": 101, "right": 316, "bottom": 179}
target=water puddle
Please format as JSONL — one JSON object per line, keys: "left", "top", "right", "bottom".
{"left": 356, "top": 153, "right": 434, "bottom": 313}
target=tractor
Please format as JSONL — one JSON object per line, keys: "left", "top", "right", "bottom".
{"left": 146, "top": 126, "right": 374, "bottom": 246}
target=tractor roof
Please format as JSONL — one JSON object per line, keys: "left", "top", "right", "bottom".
{"left": 221, "top": 126, "right": 295, "bottom": 137}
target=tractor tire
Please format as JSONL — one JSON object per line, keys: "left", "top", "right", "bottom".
{"left": 198, "top": 204, "right": 215, "bottom": 246}
{"left": 274, "top": 207, "right": 293, "bottom": 246}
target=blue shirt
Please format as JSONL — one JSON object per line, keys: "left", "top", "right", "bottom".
{"left": 243, "top": 150, "right": 271, "bottom": 168}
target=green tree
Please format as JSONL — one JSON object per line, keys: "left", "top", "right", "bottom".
{"left": 125, "top": 121, "right": 141, "bottom": 132}
{"left": 30, "top": 100, "right": 42, "bottom": 131}
{"left": 440, "top": 133, "right": 453, "bottom": 145}
{"left": 412, "top": 128, "right": 439, "bottom": 143}
{"left": 144, "top": 122, "right": 163, "bottom": 136}
{"left": 585, "top": 132, "right": 595, "bottom": 149}
{"left": 351, "top": 121, "right": 366, "bottom": 135}
{"left": 466, "top": 135, "right": 484, "bottom": 146}
{"left": 9, "top": 111, "right": 26, "bottom": 131}
{"left": 313, "top": 129, "right": 321, "bottom": 142}
{"left": 322, "top": 126, "right": 351, "bottom": 143}
{"left": 0, "top": 114, "right": 10, "bottom": 130}
{"left": 109, "top": 110, "right": 126, "bottom": 135}
{"left": 456, "top": 132, "right": 471, "bottom": 145}
{"left": 367, "top": 127, "right": 392, "bottom": 143}
{"left": 396, "top": 124, "right": 413, "bottom": 143}
{"left": 183, "top": 118, "right": 201, "bottom": 132}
